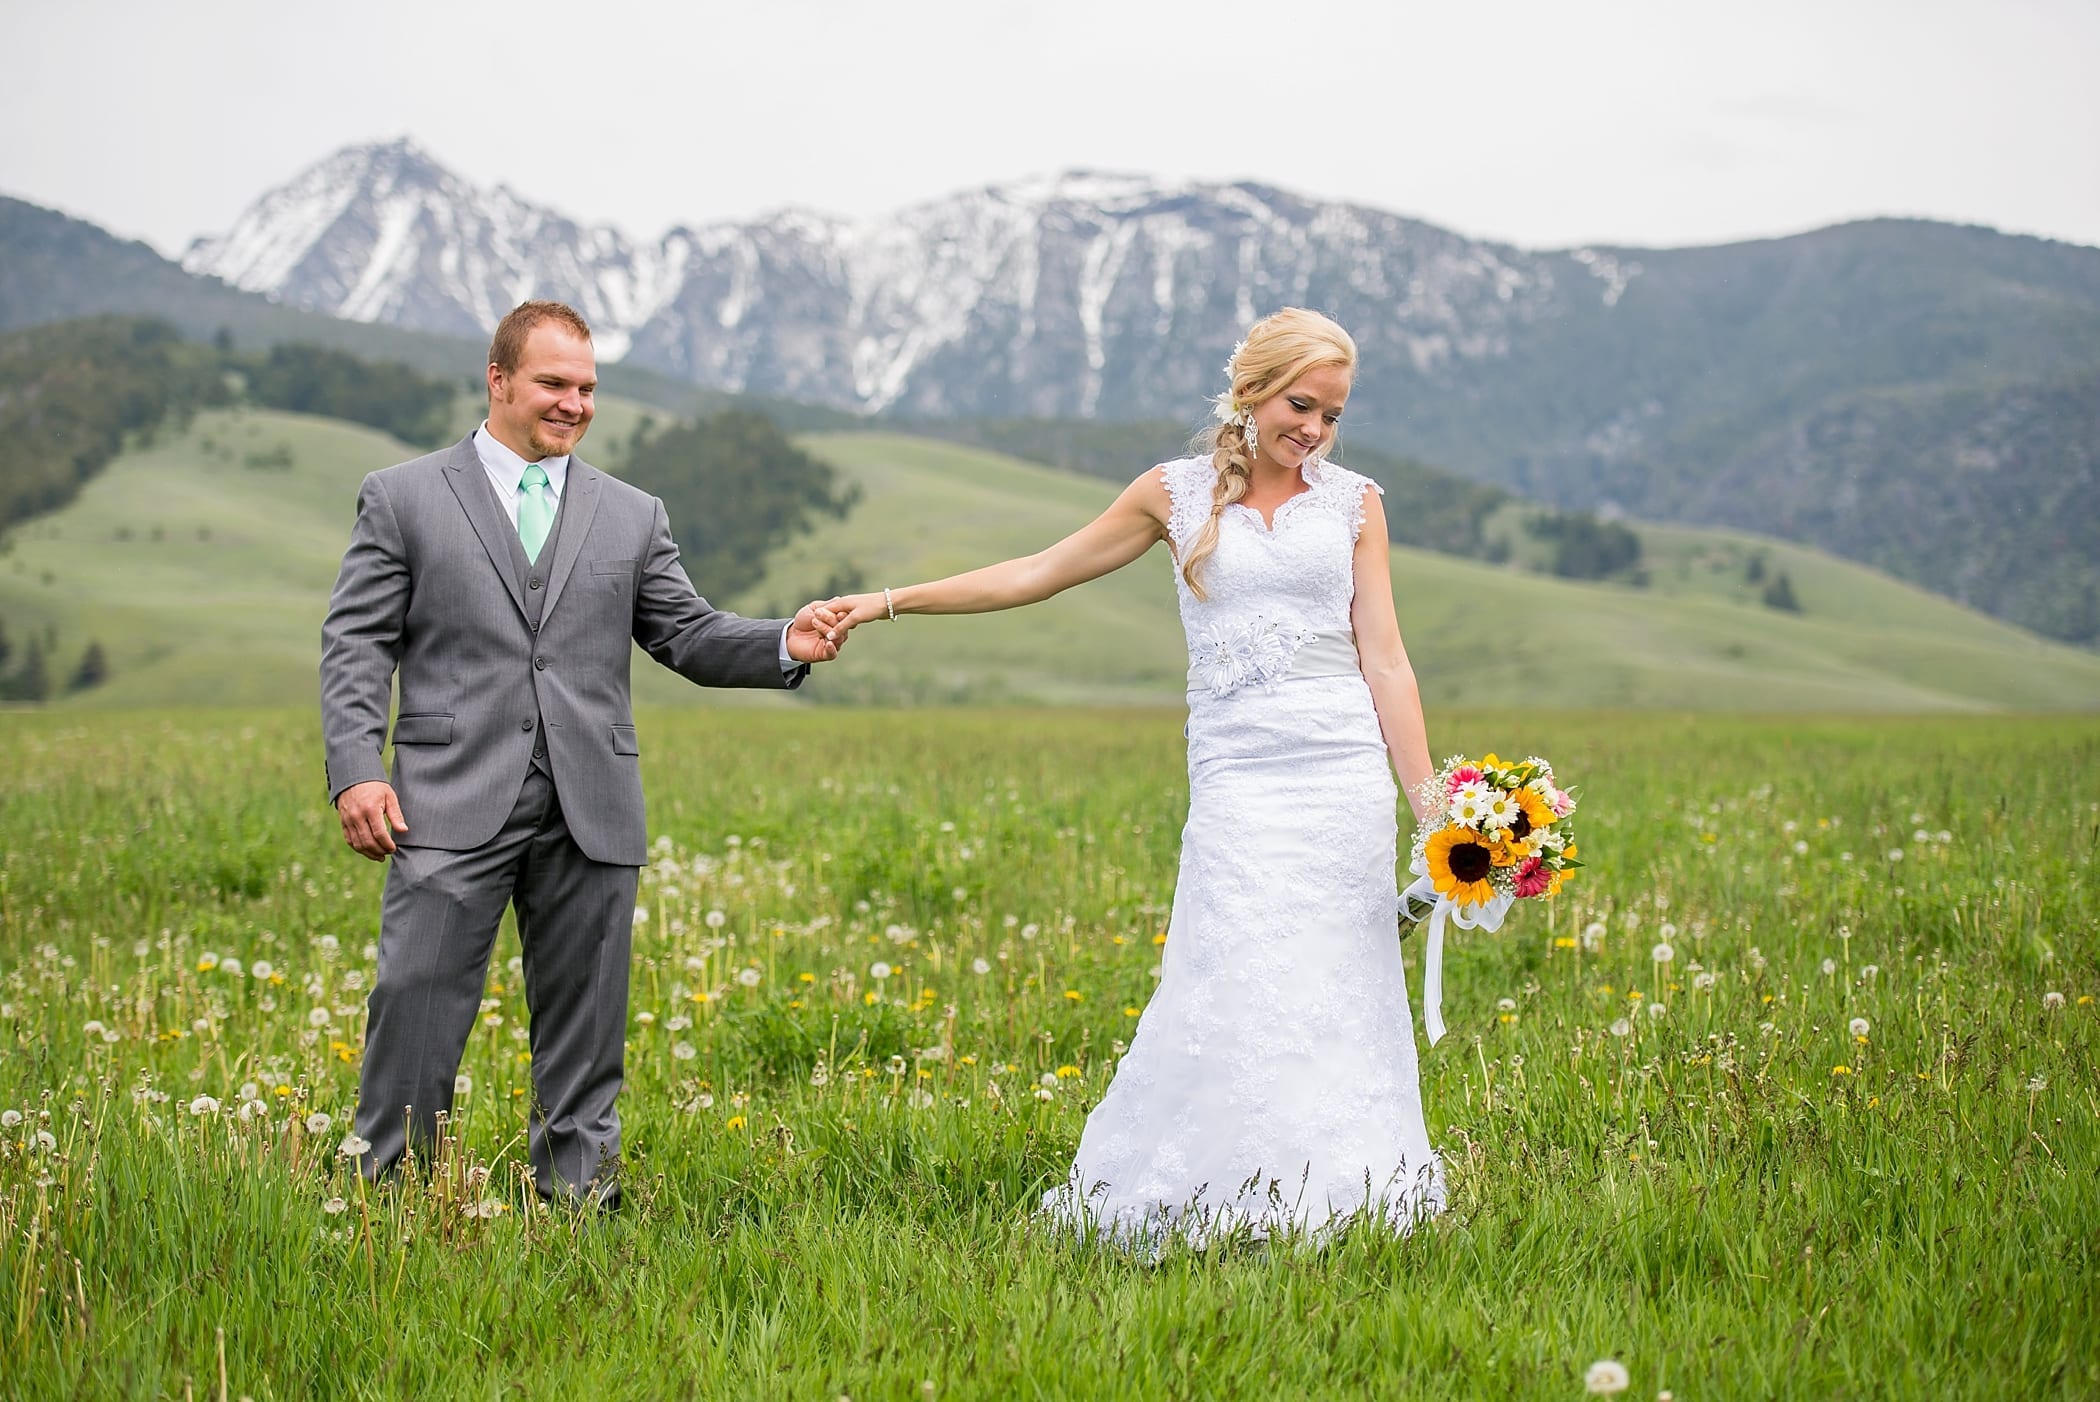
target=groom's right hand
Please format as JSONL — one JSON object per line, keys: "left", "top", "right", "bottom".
{"left": 336, "top": 781, "right": 408, "bottom": 861}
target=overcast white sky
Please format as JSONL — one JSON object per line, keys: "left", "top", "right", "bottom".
{"left": 6, "top": 0, "right": 2097, "bottom": 256}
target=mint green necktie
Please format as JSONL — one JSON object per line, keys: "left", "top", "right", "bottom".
{"left": 517, "top": 463, "right": 555, "bottom": 563}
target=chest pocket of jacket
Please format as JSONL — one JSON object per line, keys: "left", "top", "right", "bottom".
{"left": 589, "top": 559, "right": 637, "bottom": 592}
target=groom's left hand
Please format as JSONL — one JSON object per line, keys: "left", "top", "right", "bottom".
{"left": 787, "top": 600, "right": 850, "bottom": 663}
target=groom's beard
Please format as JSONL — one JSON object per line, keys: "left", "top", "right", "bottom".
{"left": 527, "top": 422, "right": 583, "bottom": 458}
{"left": 502, "top": 389, "right": 587, "bottom": 459}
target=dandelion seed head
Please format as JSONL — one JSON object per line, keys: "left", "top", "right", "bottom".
{"left": 2042, "top": 991, "right": 2065, "bottom": 1010}
{"left": 322, "top": 1197, "right": 348, "bottom": 1215}
{"left": 305, "top": 1112, "right": 332, "bottom": 1135}
{"left": 1584, "top": 1359, "right": 1630, "bottom": 1394}
{"left": 1651, "top": 943, "right": 1674, "bottom": 964}
{"left": 736, "top": 967, "right": 762, "bottom": 987}
{"left": 1849, "top": 1017, "right": 1870, "bottom": 1038}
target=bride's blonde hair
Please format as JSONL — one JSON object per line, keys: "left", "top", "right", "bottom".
{"left": 1180, "top": 308, "right": 1356, "bottom": 599}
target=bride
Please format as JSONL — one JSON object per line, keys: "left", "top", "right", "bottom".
{"left": 828, "top": 308, "right": 1445, "bottom": 1244}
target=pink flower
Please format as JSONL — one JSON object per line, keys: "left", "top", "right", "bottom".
{"left": 1512, "top": 857, "right": 1554, "bottom": 898}
{"left": 1446, "top": 765, "right": 1484, "bottom": 795}
{"left": 1550, "top": 787, "right": 1576, "bottom": 817}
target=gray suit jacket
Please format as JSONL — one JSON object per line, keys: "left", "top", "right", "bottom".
{"left": 320, "top": 436, "right": 798, "bottom": 866}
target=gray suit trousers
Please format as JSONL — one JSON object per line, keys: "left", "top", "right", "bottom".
{"left": 354, "top": 767, "right": 637, "bottom": 1207}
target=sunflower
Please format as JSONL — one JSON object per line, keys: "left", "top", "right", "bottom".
{"left": 1425, "top": 825, "right": 1498, "bottom": 906}
{"left": 1515, "top": 786, "right": 1555, "bottom": 831}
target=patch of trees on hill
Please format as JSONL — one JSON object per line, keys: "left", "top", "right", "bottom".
{"left": 0, "top": 616, "right": 107, "bottom": 701}
{"left": 0, "top": 317, "right": 232, "bottom": 537}
{"left": 0, "top": 315, "right": 461, "bottom": 539}
{"left": 238, "top": 339, "right": 459, "bottom": 447}
{"left": 619, "top": 409, "right": 861, "bottom": 599}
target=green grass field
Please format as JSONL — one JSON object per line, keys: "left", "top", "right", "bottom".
{"left": 5, "top": 412, "right": 2097, "bottom": 712}
{"left": 1, "top": 708, "right": 2095, "bottom": 1398}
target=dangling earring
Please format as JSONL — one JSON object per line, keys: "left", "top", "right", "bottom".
{"left": 1238, "top": 411, "right": 1258, "bottom": 461}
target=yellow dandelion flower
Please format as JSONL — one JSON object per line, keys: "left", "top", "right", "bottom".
{"left": 1063, "top": 990, "right": 1082, "bottom": 1001}
{"left": 788, "top": 999, "right": 804, "bottom": 1009}
{"left": 1554, "top": 937, "right": 1577, "bottom": 949}
{"left": 1124, "top": 1007, "right": 1140, "bottom": 1018}
{"left": 863, "top": 992, "right": 879, "bottom": 1005}
{"left": 1055, "top": 1065, "right": 1079, "bottom": 1079}
{"left": 1831, "top": 1065, "right": 1852, "bottom": 1077}
{"left": 1151, "top": 933, "right": 1167, "bottom": 945}
{"left": 726, "top": 1115, "right": 746, "bottom": 1130}
{"left": 798, "top": 972, "right": 816, "bottom": 984}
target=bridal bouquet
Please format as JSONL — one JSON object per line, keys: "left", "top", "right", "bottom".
{"left": 1411, "top": 752, "right": 1581, "bottom": 908}
{"left": 1400, "top": 753, "right": 1581, "bottom": 1045}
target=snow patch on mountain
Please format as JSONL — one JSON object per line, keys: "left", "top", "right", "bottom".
{"left": 185, "top": 141, "right": 1604, "bottom": 417}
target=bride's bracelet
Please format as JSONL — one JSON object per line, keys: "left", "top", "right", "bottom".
{"left": 883, "top": 586, "right": 896, "bottom": 621}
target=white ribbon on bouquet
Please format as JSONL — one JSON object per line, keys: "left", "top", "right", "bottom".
{"left": 1399, "top": 855, "right": 1513, "bottom": 1047}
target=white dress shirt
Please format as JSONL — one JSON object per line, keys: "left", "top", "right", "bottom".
{"left": 471, "top": 422, "right": 799, "bottom": 674}
{"left": 474, "top": 422, "right": 569, "bottom": 528}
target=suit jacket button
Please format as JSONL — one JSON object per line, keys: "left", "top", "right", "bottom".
{"left": 529, "top": 576, "right": 542, "bottom": 590}
{"left": 521, "top": 719, "right": 535, "bottom": 732}
{"left": 534, "top": 657, "right": 547, "bottom": 670}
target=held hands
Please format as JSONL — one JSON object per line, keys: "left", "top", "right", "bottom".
{"left": 786, "top": 599, "right": 854, "bottom": 664}
{"left": 825, "top": 591, "right": 895, "bottom": 629}
{"left": 337, "top": 781, "right": 407, "bottom": 861}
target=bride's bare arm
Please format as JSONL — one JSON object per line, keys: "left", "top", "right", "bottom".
{"left": 1349, "top": 489, "right": 1435, "bottom": 822}
{"left": 830, "top": 470, "right": 1171, "bottom": 625}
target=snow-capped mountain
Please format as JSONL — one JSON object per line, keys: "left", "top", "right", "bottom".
{"left": 185, "top": 139, "right": 1639, "bottom": 420}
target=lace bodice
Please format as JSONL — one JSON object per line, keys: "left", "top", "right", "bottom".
{"left": 1158, "top": 455, "right": 1382, "bottom": 647}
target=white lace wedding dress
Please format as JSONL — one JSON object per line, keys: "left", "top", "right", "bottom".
{"left": 1042, "top": 455, "right": 1446, "bottom": 1246}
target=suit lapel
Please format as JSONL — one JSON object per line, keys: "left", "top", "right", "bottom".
{"left": 539, "top": 460, "right": 604, "bottom": 622}
{"left": 441, "top": 438, "right": 530, "bottom": 620}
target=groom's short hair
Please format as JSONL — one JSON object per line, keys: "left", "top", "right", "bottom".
{"left": 489, "top": 301, "right": 594, "bottom": 375}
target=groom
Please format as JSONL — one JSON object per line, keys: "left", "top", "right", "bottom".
{"left": 321, "top": 299, "right": 845, "bottom": 1208}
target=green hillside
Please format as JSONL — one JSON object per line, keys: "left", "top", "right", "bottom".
{"left": 4, "top": 415, "right": 2097, "bottom": 712}
{"left": 750, "top": 434, "right": 2100, "bottom": 711}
